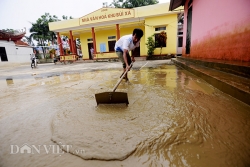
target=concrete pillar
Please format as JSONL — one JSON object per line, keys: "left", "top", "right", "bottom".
{"left": 116, "top": 24, "right": 120, "bottom": 40}
{"left": 91, "top": 27, "right": 97, "bottom": 54}
{"left": 57, "top": 32, "right": 64, "bottom": 55}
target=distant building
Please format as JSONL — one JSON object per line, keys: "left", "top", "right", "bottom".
{"left": 0, "top": 40, "right": 33, "bottom": 63}
{"left": 0, "top": 30, "right": 33, "bottom": 63}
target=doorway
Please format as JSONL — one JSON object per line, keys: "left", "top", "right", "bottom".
{"left": 108, "top": 41, "right": 116, "bottom": 52}
{"left": 87, "top": 43, "right": 93, "bottom": 59}
{"left": 186, "top": 5, "right": 192, "bottom": 54}
{"left": 0, "top": 47, "right": 8, "bottom": 61}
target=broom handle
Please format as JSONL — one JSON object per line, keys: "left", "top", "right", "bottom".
{"left": 112, "top": 62, "right": 133, "bottom": 92}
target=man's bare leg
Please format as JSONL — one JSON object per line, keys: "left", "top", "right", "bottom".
{"left": 123, "top": 68, "right": 128, "bottom": 81}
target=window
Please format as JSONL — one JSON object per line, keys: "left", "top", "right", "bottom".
{"left": 87, "top": 38, "right": 93, "bottom": 42}
{"left": 100, "top": 43, "right": 106, "bottom": 52}
{"left": 178, "top": 32, "right": 183, "bottom": 35}
{"left": 155, "top": 27, "right": 166, "bottom": 31}
{"left": 154, "top": 32, "right": 167, "bottom": 48}
{"left": 108, "top": 36, "right": 116, "bottom": 40}
{"left": 106, "top": 36, "right": 116, "bottom": 51}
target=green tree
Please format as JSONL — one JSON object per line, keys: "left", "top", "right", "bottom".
{"left": 1, "top": 29, "right": 15, "bottom": 33}
{"left": 62, "top": 15, "right": 73, "bottom": 20}
{"left": 29, "top": 13, "right": 60, "bottom": 57}
{"left": 110, "top": 0, "right": 159, "bottom": 8}
{"left": 23, "top": 36, "right": 34, "bottom": 45}
{"left": 29, "top": 14, "right": 73, "bottom": 58}
{"left": 29, "top": 13, "right": 56, "bottom": 57}
{"left": 146, "top": 35, "right": 156, "bottom": 56}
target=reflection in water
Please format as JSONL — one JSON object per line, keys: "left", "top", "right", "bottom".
{"left": 178, "top": 69, "right": 215, "bottom": 94}
{"left": 50, "top": 64, "right": 250, "bottom": 166}
{"left": 6, "top": 78, "right": 14, "bottom": 85}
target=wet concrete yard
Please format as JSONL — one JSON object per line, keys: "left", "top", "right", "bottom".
{"left": 0, "top": 60, "right": 250, "bottom": 167}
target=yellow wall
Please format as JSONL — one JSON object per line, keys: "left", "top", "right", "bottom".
{"left": 80, "top": 32, "right": 92, "bottom": 59}
{"left": 95, "top": 29, "right": 115, "bottom": 52}
{"left": 66, "top": 14, "right": 178, "bottom": 59}
{"left": 145, "top": 14, "right": 178, "bottom": 55}
{"left": 95, "top": 29, "right": 117, "bottom": 59}
{"left": 80, "top": 29, "right": 118, "bottom": 59}
{"left": 135, "top": 3, "right": 170, "bottom": 17}
{"left": 79, "top": 14, "right": 178, "bottom": 59}
{"left": 80, "top": 25, "right": 146, "bottom": 59}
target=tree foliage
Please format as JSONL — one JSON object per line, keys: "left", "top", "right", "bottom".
{"left": 22, "top": 36, "right": 34, "bottom": 45}
{"left": 146, "top": 35, "right": 156, "bottom": 56}
{"left": 1, "top": 29, "right": 15, "bottom": 33}
{"left": 110, "top": 0, "right": 159, "bottom": 8}
{"left": 29, "top": 13, "right": 73, "bottom": 57}
{"left": 62, "top": 15, "right": 73, "bottom": 20}
{"left": 29, "top": 13, "right": 59, "bottom": 56}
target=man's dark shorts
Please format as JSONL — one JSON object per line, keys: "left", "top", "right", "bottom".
{"left": 116, "top": 51, "right": 131, "bottom": 69}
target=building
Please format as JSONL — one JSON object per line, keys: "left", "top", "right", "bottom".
{"left": 0, "top": 30, "right": 33, "bottom": 63}
{"left": 169, "top": 0, "right": 250, "bottom": 61}
{"left": 49, "top": 3, "right": 183, "bottom": 60}
{"left": 0, "top": 40, "right": 33, "bottom": 63}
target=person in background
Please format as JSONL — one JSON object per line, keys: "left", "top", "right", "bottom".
{"left": 114, "top": 28, "right": 143, "bottom": 81}
{"left": 90, "top": 47, "right": 94, "bottom": 60}
{"left": 30, "top": 49, "right": 37, "bottom": 67}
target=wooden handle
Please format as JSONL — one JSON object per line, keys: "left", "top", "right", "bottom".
{"left": 112, "top": 62, "right": 133, "bottom": 92}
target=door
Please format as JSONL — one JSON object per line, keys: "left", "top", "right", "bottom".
{"left": 177, "top": 36, "right": 183, "bottom": 55}
{"left": 186, "top": 6, "right": 192, "bottom": 54}
{"left": 108, "top": 41, "right": 116, "bottom": 52}
{"left": 87, "top": 43, "right": 93, "bottom": 59}
{"left": 132, "top": 46, "right": 140, "bottom": 57}
{"left": 0, "top": 47, "right": 8, "bottom": 61}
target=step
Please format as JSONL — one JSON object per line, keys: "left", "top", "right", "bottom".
{"left": 177, "top": 57, "right": 250, "bottom": 78}
{"left": 171, "top": 58, "right": 250, "bottom": 106}
{"left": 135, "top": 56, "right": 147, "bottom": 61}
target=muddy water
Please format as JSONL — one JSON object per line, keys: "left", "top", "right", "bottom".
{"left": 0, "top": 64, "right": 250, "bottom": 167}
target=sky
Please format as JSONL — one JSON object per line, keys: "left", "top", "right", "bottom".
{"left": 0, "top": 0, "right": 170, "bottom": 36}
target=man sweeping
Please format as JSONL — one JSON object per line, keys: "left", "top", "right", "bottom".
{"left": 115, "top": 28, "right": 144, "bottom": 81}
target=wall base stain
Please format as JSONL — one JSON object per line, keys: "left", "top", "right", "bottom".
{"left": 184, "top": 23, "right": 250, "bottom": 62}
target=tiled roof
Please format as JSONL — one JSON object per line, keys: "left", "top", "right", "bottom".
{"left": 14, "top": 40, "right": 30, "bottom": 46}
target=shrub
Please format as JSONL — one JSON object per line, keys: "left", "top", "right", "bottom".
{"left": 146, "top": 35, "right": 156, "bottom": 56}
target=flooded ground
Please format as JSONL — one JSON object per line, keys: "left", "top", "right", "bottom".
{"left": 0, "top": 60, "right": 249, "bottom": 167}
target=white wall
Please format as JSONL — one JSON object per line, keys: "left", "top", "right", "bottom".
{"left": 0, "top": 41, "right": 33, "bottom": 63}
